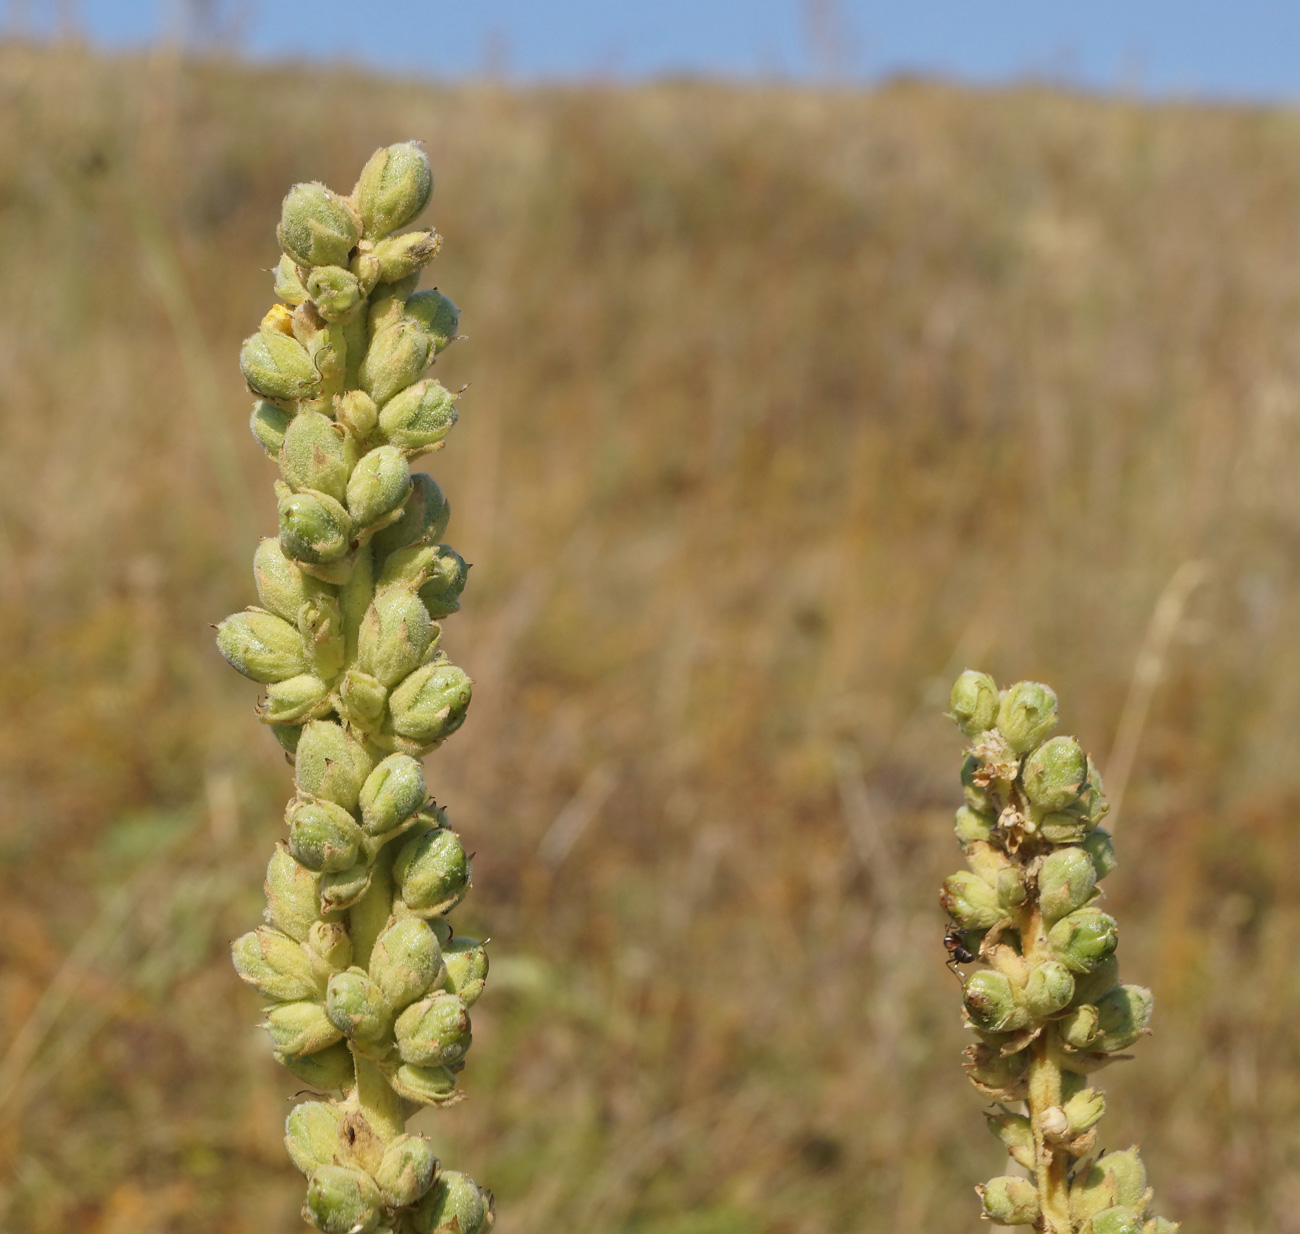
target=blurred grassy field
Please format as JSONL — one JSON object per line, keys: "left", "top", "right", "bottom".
{"left": 1, "top": 37, "right": 1299, "bottom": 1234}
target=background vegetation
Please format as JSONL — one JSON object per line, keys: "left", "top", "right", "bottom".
{"left": 0, "top": 38, "right": 1297, "bottom": 1233}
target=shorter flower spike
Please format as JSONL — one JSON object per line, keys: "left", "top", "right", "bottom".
{"left": 941, "top": 671, "right": 1173, "bottom": 1232}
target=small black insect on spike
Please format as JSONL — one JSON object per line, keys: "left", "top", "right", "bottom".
{"left": 944, "top": 924, "right": 975, "bottom": 975}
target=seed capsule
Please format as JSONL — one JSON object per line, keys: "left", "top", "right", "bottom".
{"left": 962, "top": 970, "right": 1029, "bottom": 1033}
{"left": 336, "top": 668, "right": 389, "bottom": 731}
{"left": 303, "top": 1164, "right": 383, "bottom": 1234}
{"left": 954, "top": 806, "right": 995, "bottom": 847}
{"left": 1048, "top": 907, "right": 1119, "bottom": 973}
{"left": 305, "top": 265, "right": 363, "bottom": 322}
{"left": 325, "top": 968, "right": 392, "bottom": 1044}
{"left": 1021, "top": 735, "right": 1088, "bottom": 810}
{"left": 378, "top": 379, "right": 458, "bottom": 452}
{"left": 217, "top": 609, "right": 309, "bottom": 683}
{"left": 254, "top": 537, "right": 328, "bottom": 623}
{"left": 358, "top": 588, "right": 435, "bottom": 688}
{"left": 986, "top": 1111, "right": 1034, "bottom": 1170}
{"left": 977, "top": 1176, "right": 1040, "bottom": 1226}
{"left": 335, "top": 389, "right": 379, "bottom": 441}
{"left": 1038, "top": 846, "right": 1098, "bottom": 925}
{"left": 394, "top": 824, "right": 472, "bottom": 917}
{"left": 294, "top": 720, "right": 375, "bottom": 812}
{"left": 387, "top": 661, "right": 473, "bottom": 749}
{"left": 305, "top": 921, "right": 353, "bottom": 974}
{"left": 395, "top": 991, "right": 472, "bottom": 1066}
{"left": 279, "top": 410, "right": 357, "bottom": 503}
{"left": 287, "top": 799, "right": 364, "bottom": 873}
{"left": 359, "top": 754, "right": 428, "bottom": 834}
{"left": 347, "top": 445, "right": 412, "bottom": 529}
{"left": 354, "top": 141, "right": 433, "bottom": 239}
{"left": 1062, "top": 1086, "right": 1107, "bottom": 1136}
{"left": 996, "top": 681, "right": 1058, "bottom": 754}
{"left": 265, "top": 1001, "right": 344, "bottom": 1057}
{"left": 1095, "top": 985, "right": 1154, "bottom": 1052}
{"left": 251, "top": 400, "right": 293, "bottom": 457}
{"left": 376, "top": 1132, "right": 440, "bottom": 1208}
{"left": 278, "top": 487, "right": 353, "bottom": 565}
{"left": 1037, "top": 810, "right": 1095, "bottom": 845}
{"left": 370, "top": 918, "right": 445, "bottom": 1010}
{"left": 405, "top": 289, "right": 461, "bottom": 354}
{"left": 240, "top": 327, "right": 320, "bottom": 402}
{"left": 360, "top": 319, "right": 432, "bottom": 407}
{"left": 371, "top": 473, "right": 451, "bottom": 557}
{"left": 278, "top": 182, "right": 360, "bottom": 269}
{"left": 1024, "top": 960, "right": 1075, "bottom": 1018}
{"left": 285, "top": 1099, "right": 344, "bottom": 1175}
{"left": 442, "top": 937, "right": 488, "bottom": 1007}
{"left": 950, "top": 670, "right": 999, "bottom": 738}
{"left": 940, "top": 870, "right": 1003, "bottom": 930}
{"left": 232, "top": 927, "right": 323, "bottom": 1001}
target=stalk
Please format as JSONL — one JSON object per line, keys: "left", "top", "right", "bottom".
{"left": 941, "top": 672, "right": 1177, "bottom": 1234}
{"left": 221, "top": 144, "right": 494, "bottom": 1234}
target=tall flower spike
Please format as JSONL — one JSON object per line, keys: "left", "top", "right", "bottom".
{"left": 942, "top": 671, "right": 1175, "bottom": 1234}
{"left": 222, "top": 145, "right": 494, "bottom": 1234}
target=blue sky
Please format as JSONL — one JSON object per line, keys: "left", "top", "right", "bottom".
{"left": 9, "top": 0, "right": 1300, "bottom": 102}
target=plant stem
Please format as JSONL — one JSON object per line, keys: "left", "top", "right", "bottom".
{"left": 353, "top": 1051, "right": 406, "bottom": 1142}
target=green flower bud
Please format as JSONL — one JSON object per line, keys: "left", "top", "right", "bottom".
{"left": 376, "top": 1132, "right": 440, "bottom": 1208}
{"left": 257, "top": 673, "right": 333, "bottom": 726}
{"left": 358, "top": 589, "right": 435, "bottom": 688}
{"left": 389, "top": 1061, "right": 461, "bottom": 1107}
{"left": 996, "top": 681, "right": 1058, "bottom": 754}
{"left": 240, "top": 326, "right": 320, "bottom": 402}
{"left": 251, "top": 400, "right": 293, "bottom": 457}
{"left": 940, "top": 870, "right": 1003, "bottom": 930}
{"left": 360, "top": 754, "right": 428, "bottom": 834}
{"left": 298, "top": 593, "right": 345, "bottom": 681}
{"left": 1062, "top": 1086, "right": 1107, "bottom": 1136}
{"left": 232, "top": 927, "right": 323, "bottom": 1001}
{"left": 418, "top": 547, "right": 469, "bottom": 619}
{"left": 336, "top": 668, "right": 389, "bottom": 731}
{"left": 376, "top": 542, "right": 443, "bottom": 591}
{"left": 954, "top": 806, "right": 995, "bottom": 847}
{"left": 274, "top": 253, "right": 308, "bottom": 305}
{"left": 285, "top": 1099, "right": 343, "bottom": 1175}
{"left": 370, "top": 918, "right": 444, "bottom": 1010}
{"left": 377, "top": 379, "right": 458, "bottom": 452}
{"left": 950, "top": 670, "right": 999, "bottom": 738}
{"left": 305, "top": 921, "right": 353, "bottom": 973}
{"left": 1058, "top": 1003, "right": 1101, "bottom": 1049}
{"left": 303, "top": 1165, "right": 383, "bottom": 1234}
{"left": 371, "top": 473, "right": 451, "bottom": 557}
{"left": 405, "top": 289, "right": 461, "bottom": 355}
{"left": 373, "top": 228, "right": 443, "bottom": 283}
{"left": 217, "top": 609, "right": 309, "bottom": 684}
{"left": 265, "top": 1001, "right": 344, "bottom": 1057}
{"left": 351, "top": 247, "right": 382, "bottom": 297}
{"left": 278, "top": 486, "right": 353, "bottom": 565}
{"left": 1098, "top": 1148, "right": 1150, "bottom": 1209}
{"left": 986, "top": 1111, "right": 1034, "bottom": 1170}
{"left": 325, "top": 968, "right": 392, "bottom": 1044}
{"left": 1038, "top": 810, "right": 1095, "bottom": 845}
{"left": 1048, "top": 908, "right": 1119, "bottom": 973}
{"left": 1085, "top": 1208, "right": 1144, "bottom": 1234}
{"left": 1038, "top": 846, "right": 1098, "bottom": 925}
{"left": 1024, "top": 960, "right": 1075, "bottom": 1018}
{"left": 278, "top": 1042, "right": 355, "bottom": 1091}
{"left": 395, "top": 991, "right": 472, "bottom": 1067}
{"left": 360, "top": 319, "right": 432, "bottom": 407}
{"left": 964, "top": 1041, "right": 1029, "bottom": 1101}
{"left": 413, "top": 1170, "right": 495, "bottom": 1234}
{"left": 264, "top": 843, "right": 326, "bottom": 941}
{"left": 977, "top": 1176, "right": 1040, "bottom": 1226}
{"left": 294, "top": 720, "right": 375, "bottom": 812}
{"left": 388, "top": 662, "right": 473, "bottom": 749}
{"left": 278, "top": 182, "right": 360, "bottom": 269}
{"left": 287, "top": 799, "right": 364, "bottom": 873}
{"left": 355, "top": 141, "right": 433, "bottom": 239}
{"left": 347, "top": 445, "right": 412, "bottom": 529}
{"left": 963, "top": 970, "right": 1030, "bottom": 1033}
{"left": 1022, "top": 735, "right": 1088, "bottom": 811}
{"left": 996, "top": 866, "right": 1027, "bottom": 910}
{"left": 394, "top": 825, "right": 471, "bottom": 917}
{"left": 1081, "top": 828, "right": 1118, "bottom": 881}
{"left": 442, "top": 937, "right": 488, "bottom": 1007}
{"left": 1095, "top": 985, "right": 1154, "bottom": 1052}
{"left": 279, "top": 410, "right": 357, "bottom": 503}
{"left": 335, "top": 388, "right": 379, "bottom": 441}
{"left": 254, "top": 536, "right": 327, "bottom": 623}
{"left": 1073, "top": 954, "right": 1121, "bottom": 1005}
{"left": 305, "top": 265, "right": 363, "bottom": 322}
{"left": 319, "top": 861, "right": 374, "bottom": 913}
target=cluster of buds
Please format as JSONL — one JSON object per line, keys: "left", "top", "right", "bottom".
{"left": 219, "top": 145, "right": 494, "bottom": 1234}
{"left": 942, "top": 672, "right": 1176, "bottom": 1234}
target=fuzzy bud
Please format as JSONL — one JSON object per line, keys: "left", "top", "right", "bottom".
{"left": 378, "top": 378, "right": 458, "bottom": 452}
{"left": 996, "top": 681, "right": 1058, "bottom": 754}
{"left": 279, "top": 410, "right": 357, "bottom": 503}
{"left": 418, "top": 547, "right": 469, "bottom": 619}
{"left": 274, "top": 253, "right": 307, "bottom": 304}
{"left": 370, "top": 918, "right": 444, "bottom": 1010}
{"left": 372, "top": 473, "right": 451, "bottom": 558}
{"left": 950, "top": 670, "right": 998, "bottom": 738}
{"left": 1084, "top": 1210, "right": 1144, "bottom": 1234}
{"left": 325, "top": 968, "right": 392, "bottom": 1045}
{"left": 978, "top": 1176, "right": 1040, "bottom": 1226}
{"left": 303, "top": 1165, "right": 383, "bottom": 1234}
{"left": 373, "top": 228, "right": 442, "bottom": 283}
{"left": 305, "top": 921, "right": 353, "bottom": 973}
{"left": 335, "top": 388, "right": 379, "bottom": 440}
{"left": 253, "top": 537, "right": 324, "bottom": 622}
{"left": 395, "top": 992, "right": 472, "bottom": 1067}
{"left": 1024, "top": 959, "right": 1076, "bottom": 1018}
{"left": 251, "top": 400, "right": 292, "bottom": 457}
{"left": 962, "top": 970, "right": 1029, "bottom": 1033}
{"left": 287, "top": 799, "right": 364, "bottom": 873}
{"left": 954, "top": 805, "right": 995, "bottom": 847}
{"left": 265, "top": 1001, "right": 344, "bottom": 1057}
{"left": 278, "top": 182, "right": 360, "bottom": 269}
{"left": 1048, "top": 907, "right": 1119, "bottom": 974}
{"left": 1095, "top": 985, "right": 1154, "bottom": 1052}
{"left": 360, "top": 320, "right": 432, "bottom": 407}
{"left": 358, "top": 589, "right": 435, "bottom": 688}
{"left": 394, "top": 824, "right": 472, "bottom": 917}
{"left": 258, "top": 673, "right": 333, "bottom": 725}
{"left": 355, "top": 141, "right": 433, "bottom": 239}
{"left": 442, "top": 937, "right": 488, "bottom": 1007}
{"left": 264, "top": 843, "right": 326, "bottom": 941}
{"left": 359, "top": 754, "right": 428, "bottom": 834}
{"left": 405, "top": 289, "right": 461, "bottom": 354}
{"left": 940, "top": 870, "right": 1003, "bottom": 930}
{"left": 284, "top": 1099, "right": 343, "bottom": 1175}
{"left": 1081, "top": 828, "right": 1119, "bottom": 881}
{"left": 389, "top": 1062, "right": 460, "bottom": 1106}
{"left": 232, "top": 927, "right": 322, "bottom": 1002}
{"left": 376, "top": 1133, "right": 440, "bottom": 1208}
{"left": 347, "top": 445, "right": 413, "bottom": 529}
{"left": 336, "top": 668, "right": 389, "bottom": 731}
{"left": 387, "top": 661, "right": 473, "bottom": 749}
{"left": 305, "top": 265, "right": 363, "bottom": 322}
{"left": 240, "top": 327, "right": 320, "bottom": 402}
{"left": 217, "top": 609, "right": 309, "bottom": 683}
{"left": 1038, "top": 810, "right": 1095, "bottom": 845}
{"left": 986, "top": 1111, "right": 1034, "bottom": 1170}
{"left": 319, "top": 861, "right": 374, "bottom": 914}
{"left": 413, "top": 1171, "right": 495, "bottom": 1234}
{"left": 1022, "top": 735, "right": 1088, "bottom": 810}
{"left": 1062, "top": 1086, "right": 1107, "bottom": 1136}
{"left": 1038, "top": 846, "right": 1098, "bottom": 925}
{"left": 1058, "top": 1003, "right": 1102, "bottom": 1050}
{"left": 294, "top": 720, "right": 375, "bottom": 812}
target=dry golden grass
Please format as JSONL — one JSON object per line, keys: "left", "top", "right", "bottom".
{"left": 1, "top": 38, "right": 1299, "bottom": 1233}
